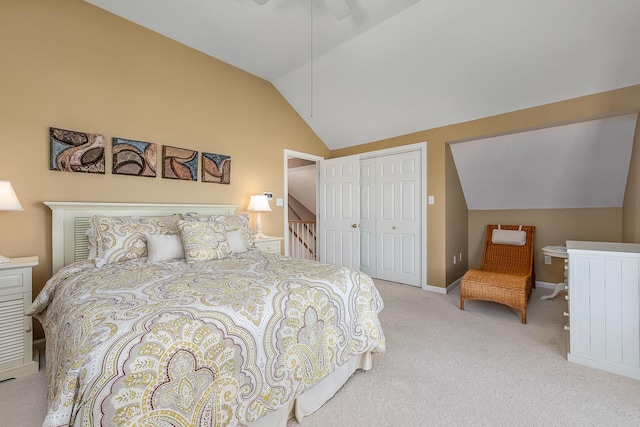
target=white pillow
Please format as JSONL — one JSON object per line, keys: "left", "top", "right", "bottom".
{"left": 147, "top": 234, "right": 185, "bottom": 263}
{"left": 227, "top": 228, "right": 248, "bottom": 254}
{"left": 492, "top": 227, "right": 526, "bottom": 246}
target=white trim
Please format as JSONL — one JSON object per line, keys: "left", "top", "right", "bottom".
{"left": 283, "top": 150, "right": 324, "bottom": 257}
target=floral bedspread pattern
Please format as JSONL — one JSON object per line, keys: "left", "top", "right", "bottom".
{"left": 28, "top": 250, "right": 385, "bottom": 427}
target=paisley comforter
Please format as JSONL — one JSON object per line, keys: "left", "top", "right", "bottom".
{"left": 28, "top": 250, "right": 385, "bottom": 427}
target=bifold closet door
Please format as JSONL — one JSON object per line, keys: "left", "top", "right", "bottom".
{"left": 361, "top": 151, "right": 421, "bottom": 286}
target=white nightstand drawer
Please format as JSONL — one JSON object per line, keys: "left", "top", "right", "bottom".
{"left": 254, "top": 237, "right": 283, "bottom": 254}
{"left": 0, "top": 270, "right": 27, "bottom": 296}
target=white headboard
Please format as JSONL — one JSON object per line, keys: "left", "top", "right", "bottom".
{"left": 45, "top": 202, "right": 238, "bottom": 274}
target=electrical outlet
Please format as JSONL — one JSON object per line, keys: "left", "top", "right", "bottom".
{"left": 544, "top": 255, "right": 552, "bottom": 265}
{"left": 453, "top": 255, "right": 457, "bottom": 265}
{"left": 459, "top": 252, "right": 463, "bottom": 262}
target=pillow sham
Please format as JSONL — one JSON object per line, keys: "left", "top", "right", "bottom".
{"left": 91, "top": 214, "right": 181, "bottom": 268}
{"left": 182, "top": 213, "right": 254, "bottom": 248}
{"left": 178, "top": 219, "right": 231, "bottom": 263}
{"left": 146, "top": 234, "right": 185, "bottom": 263}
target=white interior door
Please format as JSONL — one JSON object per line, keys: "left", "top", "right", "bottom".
{"left": 318, "top": 155, "right": 360, "bottom": 270}
{"left": 359, "top": 150, "right": 422, "bottom": 286}
{"left": 359, "top": 158, "right": 375, "bottom": 277}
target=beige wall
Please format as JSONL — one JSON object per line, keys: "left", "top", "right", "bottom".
{"left": 0, "top": 0, "right": 330, "bottom": 339}
{"left": 332, "top": 85, "right": 640, "bottom": 288}
{"left": 468, "top": 208, "right": 622, "bottom": 285}
{"left": 445, "top": 144, "right": 468, "bottom": 285}
{"left": 623, "top": 114, "right": 640, "bottom": 242}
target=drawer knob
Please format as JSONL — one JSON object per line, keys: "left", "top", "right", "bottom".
{"left": 25, "top": 326, "right": 32, "bottom": 333}
{"left": 565, "top": 295, "right": 569, "bottom": 301}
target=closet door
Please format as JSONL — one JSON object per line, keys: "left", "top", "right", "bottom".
{"left": 375, "top": 151, "right": 421, "bottom": 286}
{"left": 359, "top": 158, "right": 376, "bottom": 277}
{"left": 318, "top": 155, "right": 360, "bottom": 270}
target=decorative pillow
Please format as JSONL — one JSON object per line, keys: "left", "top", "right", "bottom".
{"left": 492, "top": 226, "right": 526, "bottom": 246}
{"left": 183, "top": 213, "right": 254, "bottom": 248}
{"left": 227, "top": 228, "right": 249, "bottom": 254}
{"left": 86, "top": 227, "right": 97, "bottom": 261}
{"left": 179, "top": 219, "right": 231, "bottom": 263}
{"left": 91, "top": 214, "right": 181, "bottom": 268}
{"left": 146, "top": 234, "right": 185, "bottom": 263}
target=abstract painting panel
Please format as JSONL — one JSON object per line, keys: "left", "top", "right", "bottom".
{"left": 202, "top": 152, "right": 231, "bottom": 184}
{"left": 50, "top": 127, "right": 105, "bottom": 174}
{"left": 162, "top": 146, "right": 198, "bottom": 181}
{"left": 112, "top": 137, "right": 157, "bottom": 177}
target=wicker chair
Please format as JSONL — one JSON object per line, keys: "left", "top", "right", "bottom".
{"left": 460, "top": 224, "right": 535, "bottom": 324}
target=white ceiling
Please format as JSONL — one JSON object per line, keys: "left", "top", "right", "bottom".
{"left": 84, "top": 0, "right": 640, "bottom": 150}
{"left": 450, "top": 114, "right": 638, "bottom": 210}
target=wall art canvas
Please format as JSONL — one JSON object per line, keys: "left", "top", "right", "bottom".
{"left": 202, "top": 152, "right": 231, "bottom": 184}
{"left": 50, "top": 127, "right": 105, "bottom": 174}
{"left": 162, "top": 146, "right": 198, "bottom": 181}
{"left": 112, "top": 137, "right": 157, "bottom": 177}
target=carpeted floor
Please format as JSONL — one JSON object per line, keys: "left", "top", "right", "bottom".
{"left": 2, "top": 280, "right": 639, "bottom": 426}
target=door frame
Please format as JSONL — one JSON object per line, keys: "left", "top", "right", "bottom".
{"left": 359, "top": 142, "right": 427, "bottom": 289}
{"left": 283, "top": 149, "right": 324, "bottom": 257}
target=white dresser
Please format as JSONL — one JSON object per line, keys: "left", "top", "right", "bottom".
{"left": 0, "top": 256, "right": 39, "bottom": 381}
{"left": 566, "top": 241, "right": 640, "bottom": 380}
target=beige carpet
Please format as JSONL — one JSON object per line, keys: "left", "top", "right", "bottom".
{"left": 2, "top": 281, "right": 639, "bottom": 426}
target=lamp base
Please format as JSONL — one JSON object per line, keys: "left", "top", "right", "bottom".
{"left": 0, "top": 254, "right": 10, "bottom": 263}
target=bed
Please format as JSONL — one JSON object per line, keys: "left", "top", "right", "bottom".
{"left": 28, "top": 202, "right": 386, "bottom": 427}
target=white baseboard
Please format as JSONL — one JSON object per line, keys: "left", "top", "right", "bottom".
{"left": 423, "top": 278, "right": 461, "bottom": 294}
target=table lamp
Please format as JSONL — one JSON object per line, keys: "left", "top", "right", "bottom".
{"left": 0, "top": 181, "right": 24, "bottom": 263}
{"left": 247, "top": 194, "right": 271, "bottom": 239}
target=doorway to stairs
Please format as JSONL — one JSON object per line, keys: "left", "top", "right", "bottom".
{"left": 284, "top": 150, "right": 323, "bottom": 260}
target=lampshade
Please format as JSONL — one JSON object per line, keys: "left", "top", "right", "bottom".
{"left": 0, "top": 181, "right": 23, "bottom": 211}
{"left": 247, "top": 194, "right": 272, "bottom": 212}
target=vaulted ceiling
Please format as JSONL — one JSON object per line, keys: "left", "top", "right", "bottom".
{"left": 83, "top": 0, "right": 639, "bottom": 210}
{"left": 84, "top": 0, "right": 640, "bottom": 151}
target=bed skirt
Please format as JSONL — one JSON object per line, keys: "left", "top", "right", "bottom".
{"left": 250, "top": 351, "right": 373, "bottom": 426}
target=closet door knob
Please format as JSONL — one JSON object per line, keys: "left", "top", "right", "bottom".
{"left": 392, "top": 226, "right": 396, "bottom": 230}
{"left": 351, "top": 224, "right": 358, "bottom": 228}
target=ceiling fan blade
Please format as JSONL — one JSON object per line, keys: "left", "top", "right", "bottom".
{"left": 253, "top": 0, "right": 270, "bottom": 5}
{"left": 324, "top": 0, "right": 351, "bottom": 21}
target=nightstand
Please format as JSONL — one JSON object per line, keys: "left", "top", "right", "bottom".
{"left": 254, "top": 237, "right": 283, "bottom": 254}
{"left": 0, "top": 256, "right": 39, "bottom": 381}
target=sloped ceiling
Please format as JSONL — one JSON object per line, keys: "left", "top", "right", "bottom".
{"left": 84, "top": 0, "right": 640, "bottom": 150}
{"left": 81, "top": 1, "right": 639, "bottom": 211}
{"left": 450, "top": 114, "right": 638, "bottom": 210}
